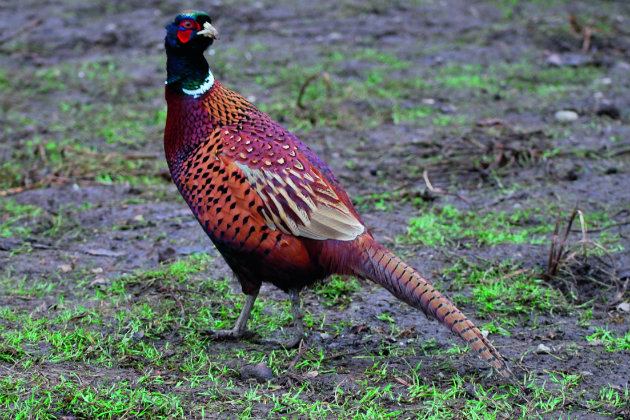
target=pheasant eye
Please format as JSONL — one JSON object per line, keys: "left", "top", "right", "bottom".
{"left": 179, "top": 19, "right": 200, "bottom": 31}
{"left": 177, "top": 19, "right": 201, "bottom": 43}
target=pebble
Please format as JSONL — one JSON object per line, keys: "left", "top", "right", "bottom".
{"left": 554, "top": 110, "right": 578, "bottom": 122}
{"left": 158, "top": 247, "right": 177, "bottom": 264}
{"left": 241, "top": 362, "right": 273, "bottom": 383}
{"left": 617, "top": 302, "right": 630, "bottom": 312}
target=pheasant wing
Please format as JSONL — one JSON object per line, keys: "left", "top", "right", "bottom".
{"left": 218, "top": 123, "right": 365, "bottom": 241}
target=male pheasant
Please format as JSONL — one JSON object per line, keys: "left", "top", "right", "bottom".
{"left": 164, "top": 11, "right": 510, "bottom": 377}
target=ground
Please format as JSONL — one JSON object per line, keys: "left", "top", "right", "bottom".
{"left": 0, "top": 0, "right": 629, "bottom": 419}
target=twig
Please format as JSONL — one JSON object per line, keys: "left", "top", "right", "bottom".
{"left": 296, "top": 72, "right": 332, "bottom": 109}
{"left": 169, "top": 290, "right": 186, "bottom": 318}
{"left": 170, "top": 287, "right": 214, "bottom": 299}
{"left": 570, "top": 220, "right": 630, "bottom": 233}
{"left": 611, "top": 147, "right": 630, "bottom": 157}
{"left": 576, "top": 210, "right": 587, "bottom": 257}
{"left": 546, "top": 206, "right": 579, "bottom": 278}
{"left": 581, "top": 26, "right": 592, "bottom": 53}
{"left": 568, "top": 13, "right": 593, "bottom": 53}
{"left": 64, "top": 146, "right": 159, "bottom": 160}
{"left": 321, "top": 349, "right": 364, "bottom": 362}
{"left": 0, "top": 18, "right": 43, "bottom": 46}
{"left": 499, "top": 268, "right": 530, "bottom": 281}
{"left": 0, "top": 175, "right": 54, "bottom": 197}
{"left": 287, "top": 340, "right": 308, "bottom": 371}
{"left": 423, "top": 169, "right": 445, "bottom": 194}
{"left": 422, "top": 169, "right": 472, "bottom": 206}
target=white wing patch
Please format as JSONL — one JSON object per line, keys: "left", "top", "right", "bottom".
{"left": 235, "top": 162, "right": 365, "bottom": 241}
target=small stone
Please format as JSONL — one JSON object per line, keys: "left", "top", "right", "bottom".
{"left": 240, "top": 362, "right": 273, "bottom": 383}
{"left": 546, "top": 54, "right": 563, "bottom": 66}
{"left": 536, "top": 343, "right": 552, "bottom": 353}
{"left": 58, "top": 264, "right": 73, "bottom": 273}
{"left": 555, "top": 110, "right": 578, "bottom": 122}
{"left": 304, "top": 370, "right": 319, "bottom": 378}
{"left": 158, "top": 247, "right": 177, "bottom": 264}
{"left": 617, "top": 302, "right": 630, "bottom": 312}
{"left": 440, "top": 104, "right": 458, "bottom": 113}
{"left": 546, "top": 53, "right": 593, "bottom": 67}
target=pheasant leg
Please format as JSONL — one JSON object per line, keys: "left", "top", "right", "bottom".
{"left": 285, "top": 288, "right": 304, "bottom": 348}
{"left": 256, "top": 288, "right": 304, "bottom": 348}
{"left": 204, "top": 293, "right": 257, "bottom": 340}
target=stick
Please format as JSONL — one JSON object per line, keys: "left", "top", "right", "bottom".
{"left": 296, "top": 72, "right": 332, "bottom": 109}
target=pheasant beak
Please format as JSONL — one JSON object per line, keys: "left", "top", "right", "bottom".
{"left": 197, "top": 22, "right": 219, "bottom": 40}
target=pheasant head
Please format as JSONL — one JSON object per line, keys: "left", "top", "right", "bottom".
{"left": 164, "top": 11, "right": 219, "bottom": 86}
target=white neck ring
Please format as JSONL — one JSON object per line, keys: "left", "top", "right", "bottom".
{"left": 182, "top": 69, "right": 215, "bottom": 98}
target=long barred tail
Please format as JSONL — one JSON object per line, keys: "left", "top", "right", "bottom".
{"left": 352, "top": 237, "right": 511, "bottom": 377}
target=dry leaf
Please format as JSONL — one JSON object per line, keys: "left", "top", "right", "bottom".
{"left": 395, "top": 377, "right": 411, "bottom": 387}
{"left": 58, "top": 264, "right": 73, "bottom": 273}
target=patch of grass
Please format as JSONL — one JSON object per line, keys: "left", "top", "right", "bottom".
{"left": 435, "top": 65, "right": 490, "bottom": 90}
{"left": 353, "top": 190, "right": 399, "bottom": 212}
{"left": 0, "top": 374, "right": 185, "bottom": 419}
{"left": 402, "top": 204, "right": 553, "bottom": 247}
{"left": 444, "top": 260, "right": 567, "bottom": 316}
{"left": 431, "top": 114, "right": 470, "bottom": 126}
{"left": 1, "top": 54, "right": 168, "bottom": 191}
{"left": 0, "top": 252, "right": 626, "bottom": 419}
{"left": 0, "top": 275, "right": 55, "bottom": 299}
{"left": 586, "top": 327, "right": 630, "bottom": 352}
{"left": 392, "top": 104, "right": 434, "bottom": 124}
{"left": 312, "top": 275, "right": 360, "bottom": 307}
{"left": 0, "top": 199, "right": 43, "bottom": 238}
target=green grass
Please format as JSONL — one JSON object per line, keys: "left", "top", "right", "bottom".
{"left": 1, "top": 251, "right": 625, "bottom": 419}
{"left": 402, "top": 204, "right": 553, "bottom": 247}
{"left": 0, "top": 374, "right": 185, "bottom": 419}
{"left": 311, "top": 275, "right": 360, "bottom": 307}
{"left": 0, "top": 255, "right": 623, "bottom": 419}
{"left": 400, "top": 204, "right": 626, "bottom": 253}
{"left": 0, "top": 199, "right": 43, "bottom": 238}
{"left": 586, "top": 327, "right": 630, "bottom": 352}
{"left": 444, "top": 260, "right": 567, "bottom": 318}
{"left": 0, "top": 55, "right": 168, "bottom": 190}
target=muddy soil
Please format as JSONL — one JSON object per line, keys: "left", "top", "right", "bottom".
{"left": 1, "top": 0, "right": 629, "bottom": 419}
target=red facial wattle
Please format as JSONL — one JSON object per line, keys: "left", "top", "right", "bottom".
{"left": 177, "top": 18, "right": 201, "bottom": 43}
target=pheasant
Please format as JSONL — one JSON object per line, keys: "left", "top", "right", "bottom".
{"left": 163, "top": 10, "right": 510, "bottom": 377}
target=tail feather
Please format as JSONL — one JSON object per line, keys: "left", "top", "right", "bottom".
{"left": 353, "top": 237, "right": 511, "bottom": 377}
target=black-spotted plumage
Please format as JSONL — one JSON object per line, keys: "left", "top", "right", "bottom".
{"left": 163, "top": 10, "right": 510, "bottom": 377}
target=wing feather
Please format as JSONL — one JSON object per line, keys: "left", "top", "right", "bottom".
{"left": 218, "top": 117, "right": 365, "bottom": 242}
{"left": 231, "top": 159, "right": 364, "bottom": 241}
